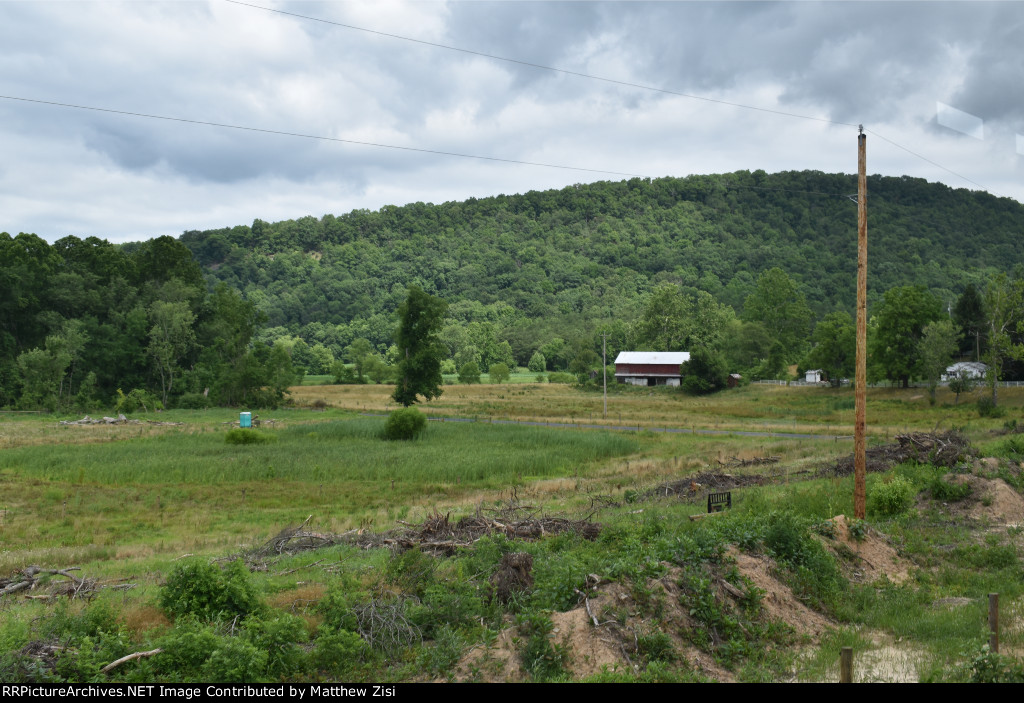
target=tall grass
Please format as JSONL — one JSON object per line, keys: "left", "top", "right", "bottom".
{"left": 0, "top": 418, "right": 638, "bottom": 486}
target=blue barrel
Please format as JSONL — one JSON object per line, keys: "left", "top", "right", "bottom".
{"left": 240, "top": 412, "right": 252, "bottom": 428}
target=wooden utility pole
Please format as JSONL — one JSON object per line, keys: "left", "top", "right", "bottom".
{"left": 854, "top": 127, "right": 868, "bottom": 519}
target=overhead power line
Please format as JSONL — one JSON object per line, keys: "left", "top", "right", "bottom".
{"left": 224, "top": 0, "right": 999, "bottom": 196}
{"left": 0, "top": 93, "right": 854, "bottom": 201}
{"left": 224, "top": 0, "right": 855, "bottom": 129}
{"left": 0, "top": 94, "right": 645, "bottom": 179}
{"left": 864, "top": 128, "right": 991, "bottom": 193}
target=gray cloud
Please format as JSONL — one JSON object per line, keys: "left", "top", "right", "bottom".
{"left": 0, "top": 1, "right": 1019, "bottom": 241}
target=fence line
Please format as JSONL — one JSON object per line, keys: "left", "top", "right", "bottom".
{"left": 754, "top": 379, "right": 1024, "bottom": 388}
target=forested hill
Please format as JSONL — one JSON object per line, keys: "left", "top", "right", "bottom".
{"left": 178, "top": 170, "right": 1023, "bottom": 362}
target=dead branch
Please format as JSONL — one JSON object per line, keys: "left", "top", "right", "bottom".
{"left": 575, "top": 587, "right": 599, "bottom": 627}
{"left": 100, "top": 648, "right": 163, "bottom": 673}
{"left": 351, "top": 597, "right": 420, "bottom": 655}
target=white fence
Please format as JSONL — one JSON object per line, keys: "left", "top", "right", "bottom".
{"left": 754, "top": 379, "right": 1024, "bottom": 388}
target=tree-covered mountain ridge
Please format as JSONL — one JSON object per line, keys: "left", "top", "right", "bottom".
{"left": 178, "top": 170, "right": 1023, "bottom": 358}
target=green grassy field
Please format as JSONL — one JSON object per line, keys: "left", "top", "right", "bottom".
{"left": 1, "top": 384, "right": 1023, "bottom": 683}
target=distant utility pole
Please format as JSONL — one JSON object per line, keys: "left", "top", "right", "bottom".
{"left": 855, "top": 127, "right": 868, "bottom": 519}
{"left": 602, "top": 333, "right": 608, "bottom": 418}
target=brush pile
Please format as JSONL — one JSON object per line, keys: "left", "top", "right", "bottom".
{"left": 385, "top": 502, "right": 601, "bottom": 555}
{"left": 57, "top": 414, "right": 182, "bottom": 427}
{"left": 0, "top": 566, "right": 105, "bottom": 600}
{"left": 240, "top": 516, "right": 357, "bottom": 569}
{"left": 647, "top": 470, "right": 784, "bottom": 500}
{"left": 241, "top": 496, "right": 602, "bottom": 565}
{"left": 819, "top": 430, "right": 973, "bottom": 477}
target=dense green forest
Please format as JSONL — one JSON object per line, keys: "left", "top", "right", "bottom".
{"left": 4, "top": 170, "right": 1024, "bottom": 410}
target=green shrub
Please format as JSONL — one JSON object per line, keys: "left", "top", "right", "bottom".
{"left": 868, "top": 475, "right": 916, "bottom": 516}
{"left": 154, "top": 618, "right": 223, "bottom": 678}
{"left": 159, "top": 560, "right": 263, "bottom": 621}
{"left": 312, "top": 627, "right": 368, "bottom": 675}
{"left": 457, "top": 361, "right": 481, "bottom": 384}
{"left": 243, "top": 613, "right": 309, "bottom": 678}
{"left": 978, "top": 396, "right": 1007, "bottom": 418}
{"left": 547, "top": 372, "right": 574, "bottom": 384}
{"left": 176, "top": 392, "right": 212, "bottom": 409}
{"left": 764, "top": 513, "right": 810, "bottom": 564}
{"left": 224, "top": 428, "right": 275, "bottom": 445}
{"left": 386, "top": 546, "right": 436, "bottom": 596}
{"left": 930, "top": 477, "right": 972, "bottom": 501}
{"left": 999, "top": 435, "right": 1024, "bottom": 458}
{"left": 316, "top": 590, "right": 360, "bottom": 633}
{"left": 410, "top": 582, "right": 493, "bottom": 637}
{"left": 417, "top": 624, "right": 466, "bottom": 676}
{"left": 516, "top": 611, "right": 568, "bottom": 681}
{"left": 202, "top": 637, "right": 267, "bottom": 683}
{"left": 637, "top": 630, "right": 677, "bottom": 663}
{"left": 962, "top": 645, "right": 1024, "bottom": 683}
{"left": 488, "top": 363, "right": 511, "bottom": 383}
{"left": 382, "top": 407, "right": 427, "bottom": 441}
{"left": 528, "top": 352, "right": 546, "bottom": 373}
{"left": 115, "top": 388, "right": 163, "bottom": 414}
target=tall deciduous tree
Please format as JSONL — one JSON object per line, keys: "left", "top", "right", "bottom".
{"left": 742, "top": 268, "right": 813, "bottom": 362}
{"left": 918, "top": 319, "right": 959, "bottom": 403}
{"left": 804, "top": 311, "right": 856, "bottom": 387}
{"left": 983, "top": 273, "right": 1024, "bottom": 407}
{"left": 393, "top": 286, "right": 448, "bottom": 406}
{"left": 870, "top": 285, "right": 943, "bottom": 388}
{"left": 953, "top": 283, "right": 986, "bottom": 361}
{"left": 148, "top": 300, "right": 196, "bottom": 406}
{"left": 633, "top": 285, "right": 733, "bottom": 352}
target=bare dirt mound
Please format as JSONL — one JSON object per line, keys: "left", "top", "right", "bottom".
{"left": 819, "top": 515, "right": 913, "bottom": 585}
{"left": 947, "top": 475, "right": 1024, "bottom": 527}
{"left": 731, "top": 551, "right": 833, "bottom": 637}
{"left": 447, "top": 550, "right": 844, "bottom": 682}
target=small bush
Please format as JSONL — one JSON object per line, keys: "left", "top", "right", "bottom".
{"left": 243, "top": 613, "right": 309, "bottom": 678}
{"left": 930, "top": 477, "right": 972, "bottom": 501}
{"left": 978, "top": 396, "right": 1007, "bottom": 418}
{"left": 764, "top": 513, "right": 810, "bottom": 564}
{"left": 312, "top": 627, "right": 369, "bottom": 675}
{"left": 963, "top": 645, "right": 1024, "bottom": 683}
{"left": 224, "top": 428, "right": 275, "bottom": 445}
{"left": 516, "top": 611, "right": 569, "bottom": 681}
{"left": 488, "top": 363, "right": 511, "bottom": 383}
{"left": 637, "top": 630, "right": 677, "bottom": 663}
{"left": 176, "top": 392, "right": 211, "bottom": 409}
{"left": 868, "top": 475, "right": 916, "bottom": 516}
{"left": 847, "top": 519, "right": 867, "bottom": 541}
{"left": 547, "top": 372, "right": 574, "bottom": 384}
{"left": 383, "top": 407, "right": 427, "bottom": 441}
{"left": 999, "top": 435, "right": 1024, "bottom": 458}
{"left": 386, "top": 547, "right": 436, "bottom": 596}
{"left": 115, "top": 388, "right": 163, "bottom": 414}
{"left": 159, "top": 560, "right": 263, "bottom": 621}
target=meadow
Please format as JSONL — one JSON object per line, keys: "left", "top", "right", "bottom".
{"left": 1, "top": 382, "right": 1023, "bottom": 682}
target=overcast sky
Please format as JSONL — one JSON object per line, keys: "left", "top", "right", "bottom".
{"left": 2, "top": 0, "right": 1022, "bottom": 244}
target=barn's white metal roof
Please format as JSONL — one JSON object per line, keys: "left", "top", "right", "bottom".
{"left": 614, "top": 351, "right": 690, "bottom": 365}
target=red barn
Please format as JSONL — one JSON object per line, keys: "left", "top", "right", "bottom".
{"left": 614, "top": 351, "right": 690, "bottom": 386}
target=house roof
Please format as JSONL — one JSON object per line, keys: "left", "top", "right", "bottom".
{"left": 944, "top": 361, "right": 987, "bottom": 377}
{"left": 614, "top": 351, "right": 690, "bottom": 365}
